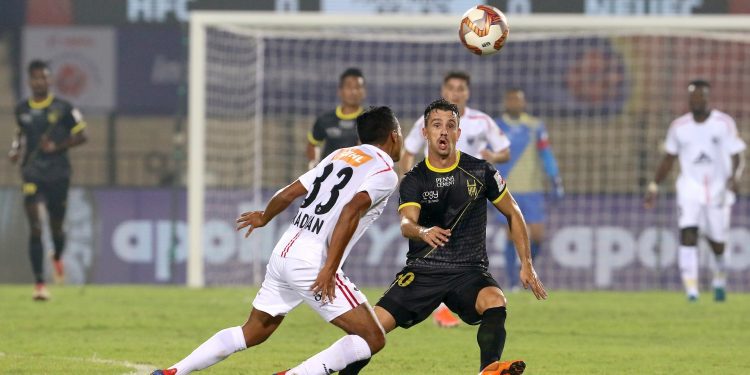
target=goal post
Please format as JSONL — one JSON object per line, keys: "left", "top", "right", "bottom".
{"left": 188, "top": 12, "right": 750, "bottom": 289}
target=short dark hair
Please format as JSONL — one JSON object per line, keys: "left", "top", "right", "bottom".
{"left": 443, "top": 71, "right": 470, "bottom": 87}
{"left": 27, "top": 59, "right": 49, "bottom": 75}
{"left": 423, "top": 98, "right": 460, "bottom": 123}
{"left": 689, "top": 79, "right": 710, "bottom": 90}
{"left": 356, "top": 106, "right": 397, "bottom": 145}
{"left": 339, "top": 67, "right": 365, "bottom": 87}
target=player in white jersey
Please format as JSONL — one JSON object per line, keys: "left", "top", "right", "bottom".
{"left": 399, "top": 71, "right": 511, "bottom": 174}
{"left": 645, "top": 80, "right": 746, "bottom": 302}
{"left": 151, "top": 107, "right": 403, "bottom": 375}
{"left": 398, "top": 71, "right": 511, "bottom": 328}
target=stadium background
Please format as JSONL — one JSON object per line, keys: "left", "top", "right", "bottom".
{"left": 0, "top": 0, "right": 749, "bottom": 292}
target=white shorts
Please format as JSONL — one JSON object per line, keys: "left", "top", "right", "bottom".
{"left": 678, "top": 198, "right": 732, "bottom": 243}
{"left": 252, "top": 254, "right": 367, "bottom": 322}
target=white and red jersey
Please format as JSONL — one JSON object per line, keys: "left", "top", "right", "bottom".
{"left": 665, "top": 110, "right": 746, "bottom": 205}
{"left": 404, "top": 106, "right": 510, "bottom": 159}
{"left": 273, "top": 144, "right": 398, "bottom": 267}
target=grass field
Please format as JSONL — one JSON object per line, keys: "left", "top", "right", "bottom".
{"left": 1, "top": 285, "right": 748, "bottom": 374}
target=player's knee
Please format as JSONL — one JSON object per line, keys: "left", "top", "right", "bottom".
{"left": 680, "top": 227, "right": 698, "bottom": 246}
{"left": 363, "top": 329, "right": 386, "bottom": 354}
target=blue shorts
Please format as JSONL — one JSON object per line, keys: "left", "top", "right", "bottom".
{"left": 496, "top": 192, "right": 545, "bottom": 224}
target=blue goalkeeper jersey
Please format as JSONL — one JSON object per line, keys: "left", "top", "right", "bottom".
{"left": 495, "top": 113, "right": 559, "bottom": 193}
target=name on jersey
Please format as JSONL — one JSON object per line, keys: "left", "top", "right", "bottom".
{"left": 292, "top": 212, "right": 324, "bottom": 235}
{"left": 435, "top": 175, "right": 455, "bottom": 188}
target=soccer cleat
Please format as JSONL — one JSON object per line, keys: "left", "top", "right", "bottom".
{"left": 32, "top": 283, "right": 50, "bottom": 301}
{"left": 151, "top": 369, "right": 177, "bottom": 375}
{"left": 714, "top": 287, "right": 726, "bottom": 302}
{"left": 479, "top": 360, "right": 526, "bottom": 375}
{"left": 272, "top": 370, "right": 290, "bottom": 375}
{"left": 433, "top": 304, "right": 460, "bottom": 328}
{"left": 687, "top": 294, "right": 698, "bottom": 302}
{"left": 52, "top": 258, "right": 65, "bottom": 284}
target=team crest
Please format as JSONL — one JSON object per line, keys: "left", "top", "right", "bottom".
{"left": 47, "top": 111, "right": 59, "bottom": 125}
{"left": 467, "top": 179, "right": 478, "bottom": 198}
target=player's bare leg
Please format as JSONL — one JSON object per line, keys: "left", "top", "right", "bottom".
{"left": 285, "top": 303, "right": 385, "bottom": 375}
{"left": 707, "top": 238, "right": 727, "bottom": 302}
{"left": 338, "top": 305, "right": 397, "bottom": 375}
{"left": 475, "top": 286, "right": 524, "bottom": 375}
{"left": 678, "top": 227, "right": 700, "bottom": 301}
{"left": 153, "top": 308, "right": 284, "bottom": 375}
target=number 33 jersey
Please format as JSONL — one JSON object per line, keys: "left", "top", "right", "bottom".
{"left": 274, "top": 144, "right": 398, "bottom": 267}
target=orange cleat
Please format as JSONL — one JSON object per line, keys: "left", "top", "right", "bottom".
{"left": 32, "top": 283, "right": 50, "bottom": 301}
{"left": 151, "top": 369, "right": 177, "bottom": 375}
{"left": 433, "top": 303, "right": 460, "bottom": 328}
{"left": 479, "top": 360, "right": 526, "bottom": 375}
{"left": 52, "top": 258, "right": 65, "bottom": 284}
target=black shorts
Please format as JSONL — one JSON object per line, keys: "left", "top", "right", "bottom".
{"left": 376, "top": 266, "right": 500, "bottom": 329}
{"left": 22, "top": 178, "right": 70, "bottom": 219}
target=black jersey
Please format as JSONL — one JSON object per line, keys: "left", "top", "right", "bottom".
{"left": 398, "top": 151, "right": 507, "bottom": 270}
{"left": 15, "top": 95, "right": 85, "bottom": 181}
{"left": 308, "top": 106, "right": 363, "bottom": 158}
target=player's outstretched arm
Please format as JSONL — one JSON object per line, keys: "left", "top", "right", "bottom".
{"left": 644, "top": 154, "right": 676, "bottom": 209}
{"left": 399, "top": 205, "right": 451, "bottom": 248}
{"left": 311, "top": 191, "right": 372, "bottom": 303}
{"left": 494, "top": 192, "right": 547, "bottom": 300}
{"left": 236, "top": 180, "right": 308, "bottom": 237}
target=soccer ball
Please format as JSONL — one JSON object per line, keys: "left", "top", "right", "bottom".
{"left": 458, "top": 5, "right": 510, "bottom": 56}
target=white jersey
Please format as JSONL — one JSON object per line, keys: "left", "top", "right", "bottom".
{"left": 274, "top": 144, "right": 398, "bottom": 267}
{"left": 665, "top": 110, "right": 746, "bottom": 205}
{"left": 404, "top": 106, "right": 510, "bottom": 158}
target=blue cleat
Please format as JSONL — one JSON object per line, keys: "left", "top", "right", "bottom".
{"left": 714, "top": 287, "right": 726, "bottom": 302}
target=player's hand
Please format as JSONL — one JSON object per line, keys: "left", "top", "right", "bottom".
{"left": 520, "top": 264, "right": 547, "bottom": 300}
{"left": 8, "top": 149, "right": 19, "bottom": 164}
{"left": 236, "top": 210, "right": 267, "bottom": 238}
{"left": 310, "top": 267, "right": 337, "bottom": 304}
{"left": 727, "top": 177, "right": 739, "bottom": 194}
{"left": 419, "top": 226, "right": 451, "bottom": 248}
{"left": 643, "top": 192, "right": 657, "bottom": 209}
{"left": 40, "top": 135, "right": 57, "bottom": 154}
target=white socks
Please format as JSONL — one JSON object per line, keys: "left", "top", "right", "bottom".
{"left": 172, "top": 326, "right": 246, "bottom": 374}
{"left": 288, "top": 335, "right": 371, "bottom": 375}
{"left": 712, "top": 252, "right": 727, "bottom": 289}
{"left": 678, "top": 246, "right": 699, "bottom": 298}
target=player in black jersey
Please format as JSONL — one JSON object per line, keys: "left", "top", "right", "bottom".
{"left": 341, "top": 99, "right": 547, "bottom": 375}
{"left": 8, "top": 60, "right": 87, "bottom": 300}
{"left": 306, "top": 68, "right": 366, "bottom": 168}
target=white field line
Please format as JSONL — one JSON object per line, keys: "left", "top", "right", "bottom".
{"left": 0, "top": 351, "right": 154, "bottom": 374}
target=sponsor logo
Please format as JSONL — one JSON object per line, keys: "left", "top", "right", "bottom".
{"left": 435, "top": 175, "right": 454, "bottom": 188}
{"left": 493, "top": 171, "right": 505, "bottom": 187}
{"left": 422, "top": 190, "right": 439, "bottom": 203}
{"left": 693, "top": 151, "right": 712, "bottom": 164}
{"left": 333, "top": 148, "right": 373, "bottom": 167}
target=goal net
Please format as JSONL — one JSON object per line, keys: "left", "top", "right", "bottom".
{"left": 189, "top": 13, "right": 750, "bottom": 290}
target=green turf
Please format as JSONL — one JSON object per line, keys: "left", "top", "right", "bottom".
{"left": 0, "top": 285, "right": 747, "bottom": 374}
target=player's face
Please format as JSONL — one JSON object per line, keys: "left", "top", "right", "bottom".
{"left": 688, "top": 85, "right": 709, "bottom": 114}
{"left": 423, "top": 109, "right": 460, "bottom": 158}
{"left": 28, "top": 68, "right": 50, "bottom": 98}
{"left": 338, "top": 76, "right": 366, "bottom": 107}
{"left": 441, "top": 78, "right": 470, "bottom": 109}
{"left": 504, "top": 91, "right": 526, "bottom": 115}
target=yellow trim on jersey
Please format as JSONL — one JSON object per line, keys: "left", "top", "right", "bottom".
{"left": 335, "top": 106, "right": 363, "bottom": 120}
{"left": 398, "top": 202, "right": 421, "bottom": 211}
{"left": 71, "top": 122, "right": 87, "bottom": 135}
{"left": 28, "top": 94, "right": 54, "bottom": 109}
{"left": 492, "top": 186, "right": 508, "bottom": 204}
{"left": 23, "top": 183, "right": 38, "bottom": 196}
{"left": 307, "top": 131, "right": 323, "bottom": 146}
{"left": 425, "top": 151, "right": 461, "bottom": 173}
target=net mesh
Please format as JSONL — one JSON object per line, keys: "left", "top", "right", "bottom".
{"left": 198, "top": 22, "right": 750, "bottom": 290}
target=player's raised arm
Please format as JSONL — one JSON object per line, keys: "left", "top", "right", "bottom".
{"left": 480, "top": 117, "right": 510, "bottom": 163}
{"left": 236, "top": 179, "right": 308, "bottom": 237}
{"left": 494, "top": 191, "right": 547, "bottom": 300}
